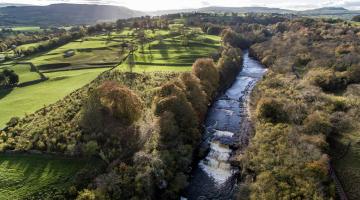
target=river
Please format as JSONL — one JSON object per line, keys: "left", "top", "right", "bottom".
{"left": 183, "top": 51, "right": 267, "bottom": 200}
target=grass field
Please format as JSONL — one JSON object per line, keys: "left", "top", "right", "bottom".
{"left": 27, "top": 31, "right": 134, "bottom": 71}
{"left": 0, "top": 64, "right": 41, "bottom": 84}
{"left": 9, "top": 26, "right": 42, "bottom": 32}
{"left": 0, "top": 68, "right": 107, "bottom": 127}
{"left": 118, "top": 32, "right": 221, "bottom": 72}
{"left": 0, "top": 154, "right": 99, "bottom": 200}
{"left": 0, "top": 28, "right": 220, "bottom": 127}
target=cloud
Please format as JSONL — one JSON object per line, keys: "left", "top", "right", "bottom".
{"left": 201, "top": 1, "right": 210, "bottom": 6}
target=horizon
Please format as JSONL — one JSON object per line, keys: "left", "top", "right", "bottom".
{"left": 1, "top": 0, "right": 360, "bottom": 12}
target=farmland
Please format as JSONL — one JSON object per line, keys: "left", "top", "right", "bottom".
{"left": 0, "top": 68, "right": 107, "bottom": 127}
{"left": 0, "top": 26, "right": 221, "bottom": 127}
{"left": 0, "top": 154, "right": 100, "bottom": 200}
{"left": 117, "top": 29, "right": 221, "bottom": 72}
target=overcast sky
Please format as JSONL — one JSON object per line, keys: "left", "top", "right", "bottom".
{"left": 1, "top": 0, "right": 360, "bottom": 11}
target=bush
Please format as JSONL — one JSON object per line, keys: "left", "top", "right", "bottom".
{"left": 256, "top": 98, "right": 287, "bottom": 123}
{"left": 306, "top": 68, "right": 348, "bottom": 92}
{"left": 178, "top": 73, "right": 208, "bottom": 120}
{"left": 191, "top": 58, "right": 219, "bottom": 99}
{"left": 348, "top": 64, "right": 360, "bottom": 84}
{"left": 76, "top": 189, "right": 96, "bottom": 200}
{"left": 303, "top": 111, "right": 332, "bottom": 135}
{"left": 206, "top": 25, "right": 223, "bottom": 35}
{"left": 217, "top": 46, "right": 243, "bottom": 91}
{"left": 0, "top": 68, "right": 19, "bottom": 87}
{"left": 330, "top": 112, "right": 352, "bottom": 134}
{"left": 83, "top": 140, "right": 99, "bottom": 156}
{"left": 221, "top": 28, "right": 251, "bottom": 49}
{"left": 81, "top": 81, "right": 143, "bottom": 130}
{"left": 352, "top": 15, "right": 360, "bottom": 22}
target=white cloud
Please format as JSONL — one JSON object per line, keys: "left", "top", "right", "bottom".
{"left": 1, "top": 0, "right": 360, "bottom": 11}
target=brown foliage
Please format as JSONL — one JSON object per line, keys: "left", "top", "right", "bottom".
{"left": 191, "top": 58, "right": 219, "bottom": 99}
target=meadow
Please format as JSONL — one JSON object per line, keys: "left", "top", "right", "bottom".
{"left": 0, "top": 154, "right": 99, "bottom": 200}
{"left": 0, "top": 68, "right": 107, "bottom": 127}
{"left": 0, "top": 63, "right": 41, "bottom": 84}
{"left": 117, "top": 30, "right": 221, "bottom": 72}
{"left": 9, "top": 26, "right": 42, "bottom": 32}
{"left": 0, "top": 27, "right": 220, "bottom": 127}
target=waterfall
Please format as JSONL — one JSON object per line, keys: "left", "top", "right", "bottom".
{"left": 183, "top": 51, "right": 267, "bottom": 200}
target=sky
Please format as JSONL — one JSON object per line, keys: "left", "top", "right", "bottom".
{"left": 1, "top": 0, "right": 360, "bottom": 11}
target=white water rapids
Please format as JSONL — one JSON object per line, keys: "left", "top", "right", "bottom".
{"left": 183, "top": 51, "right": 267, "bottom": 200}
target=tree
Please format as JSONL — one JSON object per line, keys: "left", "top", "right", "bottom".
{"left": 81, "top": 81, "right": 143, "bottom": 131}
{"left": 191, "top": 58, "right": 219, "bottom": 99}
{"left": 127, "top": 50, "right": 135, "bottom": 73}
{"left": 0, "top": 68, "right": 19, "bottom": 87}
{"left": 352, "top": 15, "right": 360, "bottom": 22}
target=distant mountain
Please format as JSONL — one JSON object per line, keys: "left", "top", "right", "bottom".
{"left": 149, "top": 6, "right": 360, "bottom": 20}
{"left": 0, "top": 3, "right": 33, "bottom": 7}
{"left": 0, "top": 4, "right": 144, "bottom": 26}
{"left": 1, "top": 4, "right": 359, "bottom": 26}
{"left": 148, "top": 6, "right": 294, "bottom": 16}
{"left": 299, "top": 7, "right": 360, "bottom": 19}
{"left": 198, "top": 6, "right": 294, "bottom": 14}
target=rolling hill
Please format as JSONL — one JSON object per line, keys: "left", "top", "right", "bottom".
{"left": 0, "top": 3, "right": 144, "bottom": 26}
{"left": 0, "top": 3, "right": 359, "bottom": 26}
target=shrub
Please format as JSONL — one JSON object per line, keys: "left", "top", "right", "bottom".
{"left": 335, "top": 44, "right": 355, "bottom": 55}
{"left": 83, "top": 140, "right": 99, "bottom": 156}
{"left": 0, "top": 68, "right": 19, "bottom": 87}
{"left": 221, "top": 28, "right": 251, "bottom": 49}
{"left": 178, "top": 73, "right": 208, "bottom": 120}
{"left": 76, "top": 189, "right": 96, "bottom": 200}
{"left": 96, "top": 81, "right": 143, "bottom": 124}
{"left": 217, "top": 46, "right": 243, "bottom": 91}
{"left": 352, "top": 15, "right": 360, "bottom": 22}
{"left": 191, "top": 58, "right": 219, "bottom": 99}
{"left": 81, "top": 81, "right": 143, "bottom": 130}
{"left": 330, "top": 112, "right": 352, "bottom": 134}
{"left": 348, "top": 64, "right": 360, "bottom": 84}
{"left": 303, "top": 111, "right": 332, "bottom": 135}
{"left": 306, "top": 68, "right": 348, "bottom": 92}
{"left": 261, "top": 55, "right": 275, "bottom": 67}
{"left": 256, "top": 98, "right": 287, "bottom": 123}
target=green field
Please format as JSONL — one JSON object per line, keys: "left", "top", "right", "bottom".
{"left": 0, "top": 68, "right": 107, "bottom": 127}
{"left": 0, "top": 28, "right": 220, "bottom": 127}
{"left": 0, "top": 64, "right": 41, "bottom": 84}
{"left": 118, "top": 32, "right": 221, "bottom": 72}
{"left": 10, "top": 26, "right": 42, "bottom": 32}
{"left": 0, "top": 154, "right": 98, "bottom": 200}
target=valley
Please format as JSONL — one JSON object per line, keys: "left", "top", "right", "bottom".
{"left": 0, "top": 2, "right": 360, "bottom": 200}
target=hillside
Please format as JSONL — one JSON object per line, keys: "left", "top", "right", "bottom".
{"left": 1, "top": 4, "right": 359, "bottom": 26}
{"left": 150, "top": 6, "right": 360, "bottom": 19}
{"left": 198, "top": 6, "right": 293, "bottom": 14}
{"left": 300, "top": 7, "right": 360, "bottom": 19}
{"left": 0, "top": 4, "right": 144, "bottom": 26}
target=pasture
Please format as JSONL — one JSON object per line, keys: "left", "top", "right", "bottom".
{"left": 0, "top": 68, "right": 107, "bottom": 127}
{"left": 0, "top": 154, "right": 99, "bottom": 200}
{"left": 0, "top": 64, "right": 42, "bottom": 84}
{"left": 0, "top": 28, "right": 220, "bottom": 127}
{"left": 118, "top": 31, "right": 221, "bottom": 72}
{"left": 9, "top": 26, "right": 42, "bottom": 32}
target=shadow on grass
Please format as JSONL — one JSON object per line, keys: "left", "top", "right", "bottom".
{"left": 158, "top": 39, "right": 169, "bottom": 60}
{"left": 0, "top": 88, "right": 13, "bottom": 100}
{"left": 0, "top": 154, "right": 104, "bottom": 195}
